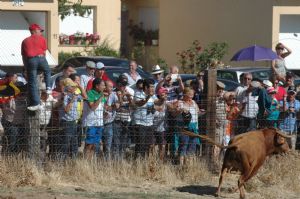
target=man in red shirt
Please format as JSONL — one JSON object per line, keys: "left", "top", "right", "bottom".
{"left": 86, "top": 62, "right": 111, "bottom": 91}
{"left": 21, "top": 24, "right": 51, "bottom": 111}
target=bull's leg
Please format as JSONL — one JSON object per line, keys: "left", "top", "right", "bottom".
{"left": 238, "top": 153, "right": 252, "bottom": 199}
{"left": 215, "top": 166, "right": 227, "bottom": 197}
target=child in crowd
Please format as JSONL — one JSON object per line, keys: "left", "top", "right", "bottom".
{"left": 224, "top": 92, "right": 240, "bottom": 146}
{"left": 82, "top": 78, "right": 106, "bottom": 159}
{"left": 266, "top": 87, "right": 280, "bottom": 127}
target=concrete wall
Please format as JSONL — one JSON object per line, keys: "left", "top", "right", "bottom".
{"left": 159, "top": 0, "right": 300, "bottom": 68}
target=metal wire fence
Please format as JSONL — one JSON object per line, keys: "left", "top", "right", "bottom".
{"left": 0, "top": 93, "right": 299, "bottom": 165}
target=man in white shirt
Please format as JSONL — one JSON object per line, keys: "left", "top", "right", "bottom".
{"left": 235, "top": 73, "right": 252, "bottom": 104}
{"left": 123, "top": 60, "right": 142, "bottom": 87}
{"left": 80, "top": 61, "right": 95, "bottom": 90}
{"left": 133, "top": 78, "right": 157, "bottom": 158}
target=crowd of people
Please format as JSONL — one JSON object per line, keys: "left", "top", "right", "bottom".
{"left": 0, "top": 22, "right": 299, "bottom": 165}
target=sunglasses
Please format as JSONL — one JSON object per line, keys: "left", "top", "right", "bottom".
{"left": 276, "top": 48, "right": 284, "bottom": 50}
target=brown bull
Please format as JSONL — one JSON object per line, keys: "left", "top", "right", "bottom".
{"left": 182, "top": 128, "right": 290, "bottom": 199}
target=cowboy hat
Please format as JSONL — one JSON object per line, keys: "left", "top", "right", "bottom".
{"left": 151, "top": 65, "right": 164, "bottom": 75}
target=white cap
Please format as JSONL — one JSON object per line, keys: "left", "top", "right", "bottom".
{"left": 96, "top": 62, "right": 105, "bottom": 70}
{"left": 263, "top": 80, "right": 273, "bottom": 88}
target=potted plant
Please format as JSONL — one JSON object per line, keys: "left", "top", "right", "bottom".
{"left": 74, "top": 31, "right": 84, "bottom": 45}
{"left": 84, "top": 33, "right": 92, "bottom": 45}
{"left": 128, "top": 22, "right": 146, "bottom": 45}
{"left": 91, "top": 33, "right": 100, "bottom": 45}
{"left": 151, "top": 29, "right": 159, "bottom": 46}
{"left": 69, "top": 35, "right": 75, "bottom": 45}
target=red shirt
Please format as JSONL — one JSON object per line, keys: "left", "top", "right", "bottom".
{"left": 86, "top": 73, "right": 112, "bottom": 91}
{"left": 21, "top": 34, "right": 47, "bottom": 58}
{"left": 275, "top": 86, "right": 286, "bottom": 101}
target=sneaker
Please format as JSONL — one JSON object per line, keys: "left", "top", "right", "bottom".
{"left": 27, "top": 105, "right": 40, "bottom": 111}
{"left": 46, "top": 89, "right": 52, "bottom": 95}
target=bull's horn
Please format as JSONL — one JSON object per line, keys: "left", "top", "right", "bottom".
{"left": 276, "top": 130, "right": 293, "bottom": 139}
{"left": 181, "top": 129, "right": 224, "bottom": 148}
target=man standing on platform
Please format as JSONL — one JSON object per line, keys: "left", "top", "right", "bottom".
{"left": 21, "top": 23, "right": 51, "bottom": 111}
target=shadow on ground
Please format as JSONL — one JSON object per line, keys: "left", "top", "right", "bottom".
{"left": 175, "top": 185, "right": 218, "bottom": 196}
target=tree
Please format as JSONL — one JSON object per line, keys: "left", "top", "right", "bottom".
{"left": 58, "top": 0, "right": 92, "bottom": 20}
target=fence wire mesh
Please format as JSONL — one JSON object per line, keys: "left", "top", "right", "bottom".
{"left": 0, "top": 91, "right": 299, "bottom": 165}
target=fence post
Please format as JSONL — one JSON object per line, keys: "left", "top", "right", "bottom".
{"left": 206, "top": 69, "right": 217, "bottom": 161}
{"left": 26, "top": 74, "right": 42, "bottom": 162}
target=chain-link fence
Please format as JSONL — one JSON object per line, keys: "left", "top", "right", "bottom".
{"left": 0, "top": 92, "right": 299, "bottom": 166}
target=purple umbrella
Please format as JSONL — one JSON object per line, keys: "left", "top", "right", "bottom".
{"left": 231, "top": 45, "right": 278, "bottom": 61}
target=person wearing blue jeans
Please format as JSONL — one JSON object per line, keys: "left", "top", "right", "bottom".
{"left": 21, "top": 23, "right": 51, "bottom": 111}
{"left": 58, "top": 78, "right": 83, "bottom": 160}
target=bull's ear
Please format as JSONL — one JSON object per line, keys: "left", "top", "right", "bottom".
{"left": 276, "top": 135, "right": 285, "bottom": 145}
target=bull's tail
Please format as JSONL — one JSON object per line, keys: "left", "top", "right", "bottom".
{"left": 181, "top": 129, "right": 238, "bottom": 149}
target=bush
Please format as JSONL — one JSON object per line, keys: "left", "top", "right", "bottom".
{"left": 93, "top": 39, "right": 120, "bottom": 57}
{"left": 58, "top": 51, "right": 82, "bottom": 65}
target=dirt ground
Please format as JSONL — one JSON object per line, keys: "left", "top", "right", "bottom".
{"left": 0, "top": 174, "right": 299, "bottom": 199}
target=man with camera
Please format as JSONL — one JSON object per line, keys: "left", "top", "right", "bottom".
{"left": 279, "top": 86, "right": 300, "bottom": 150}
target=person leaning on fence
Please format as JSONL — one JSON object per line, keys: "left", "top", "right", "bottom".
{"left": 265, "top": 87, "right": 280, "bottom": 128}
{"left": 59, "top": 78, "right": 84, "bottom": 160}
{"left": 224, "top": 92, "right": 240, "bottom": 146}
{"left": 39, "top": 83, "right": 58, "bottom": 159}
{"left": 48, "top": 76, "right": 64, "bottom": 158}
{"left": 103, "top": 80, "right": 119, "bottom": 160}
{"left": 257, "top": 80, "right": 273, "bottom": 128}
{"left": 236, "top": 81, "right": 259, "bottom": 134}
{"left": 279, "top": 86, "right": 300, "bottom": 150}
{"left": 152, "top": 87, "right": 168, "bottom": 161}
{"left": 82, "top": 78, "right": 106, "bottom": 159}
{"left": 113, "top": 75, "right": 134, "bottom": 160}
{"left": 133, "top": 79, "right": 158, "bottom": 158}
{"left": 177, "top": 87, "right": 200, "bottom": 166}
{"left": 156, "top": 68, "right": 184, "bottom": 159}
{"left": 0, "top": 73, "right": 24, "bottom": 155}
{"left": 21, "top": 24, "right": 52, "bottom": 111}
{"left": 214, "top": 81, "right": 227, "bottom": 164}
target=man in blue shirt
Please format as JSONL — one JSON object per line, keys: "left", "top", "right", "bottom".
{"left": 279, "top": 86, "right": 300, "bottom": 150}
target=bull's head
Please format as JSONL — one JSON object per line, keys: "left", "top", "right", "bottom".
{"left": 273, "top": 130, "right": 291, "bottom": 153}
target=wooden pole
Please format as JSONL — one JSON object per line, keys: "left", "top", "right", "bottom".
{"left": 206, "top": 69, "right": 217, "bottom": 160}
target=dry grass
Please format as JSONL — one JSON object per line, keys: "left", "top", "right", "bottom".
{"left": 0, "top": 152, "right": 298, "bottom": 197}
{"left": 245, "top": 151, "right": 300, "bottom": 196}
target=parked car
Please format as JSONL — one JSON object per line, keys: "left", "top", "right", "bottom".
{"left": 218, "top": 67, "right": 300, "bottom": 85}
{"left": 53, "top": 56, "right": 130, "bottom": 73}
{"left": 217, "top": 67, "right": 271, "bottom": 83}
{"left": 178, "top": 74, "right": 240, "bottom": 91}
{"left": 51, "top": 66, "right": 151, "bottom": 88}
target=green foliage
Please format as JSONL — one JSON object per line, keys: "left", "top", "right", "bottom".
{"left": 92, "top": 39, "right": 120, "bottom": 57}
{"left": 58, "top": 0, "right": 92, "bottom": 20}
{"left": 131, "top": 41, "right": 145, "bottom": 60}
{"left": 157, "top": 58, "right": 168, "bottom": 72}
{"left": 197, "top": 42, "right": 228, "bottom": 69}
{"left": 58, "top": 51, "right": 82, "bottom": 65}
{"left": 176, "top": 40, "right": 228, "bottom": 73}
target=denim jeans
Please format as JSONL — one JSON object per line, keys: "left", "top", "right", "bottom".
{"left": 60, "top": 120, "right": 78, "bottom": 159}
{"left": 236, "top": 116, "right": 257, "bottom": 135}
{"left": 26, "top": 56, "right": 51, "bottom": 106}
{"left": 112, "top": 121, "right": 130, "bottom": 160}
{"left": 103, "top": 122, "right": 114, "bottom": 159}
